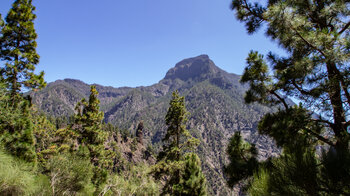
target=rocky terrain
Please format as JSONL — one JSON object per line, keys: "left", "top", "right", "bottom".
{"left": 30, "top": 55, "right": 279, "bottom": 195}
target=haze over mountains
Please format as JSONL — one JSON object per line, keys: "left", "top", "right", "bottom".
{"left": 30, "top": 55, "right": 279, "bottom": 195}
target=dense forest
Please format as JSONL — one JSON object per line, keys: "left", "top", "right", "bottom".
{"left": 1, "top": 0, "right": 350, "bottom": 196}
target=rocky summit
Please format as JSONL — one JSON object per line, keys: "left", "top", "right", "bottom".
{"left": 30, "top": 55, "right": 279, "bottom": 195}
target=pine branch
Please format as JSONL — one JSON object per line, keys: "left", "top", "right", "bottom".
{"left": 291, "top": 80, "right": 314, "bottom": 96}
{"left": 306, "top": 128, "right": 335, "bottom": 147}
{"left": 239, "top": 149, "right": 249, "bottom": 163}
{"left": 271, "top": 90, "right": 289, "bottom": 110}
{"left": 292, "top": 27, "right": 327, "bottom": 58}
{"left": 310, "top": 118, "right": 334, "bottom": 128}
{"left": 338, "top": 20, "right": 350, "bottom": 35}
{"left": 241, "top": 0, "right": 266, "bottom": 21}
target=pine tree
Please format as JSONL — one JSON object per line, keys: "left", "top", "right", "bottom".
{"left": 0, "top": 0, "right": 45, "bottom": 163}
{"left": 75, "top": 85, "right": 105, "bottom": 146}
{"left": 74, "top": 86, "right": 114, "bottom": 188}
{"left": 232, "top": 0, "right": 349, "bottom": 149}
{"left": 0, "top": 0, "right": 45, "bottom": 100}
{"left": 226, "top": 0, "right": 350, "bottom": 194}
{"left": 136, "top": 121, "right": 144, "bottom": 145}
{"left": 160, "top": 90, "right": 198, "bottom": 161}
{"left": 153, "top": 91, "right": 205, "bottom": 195}
{"left": 173, "top": 153, "right": 207, "bottom": 196}
{"left": 32, "top": 111, "right": 63, "bottom": 165}
{"left": 0, "top": 83, "right": 36, "bottom": 162}
{"left": 223, "top": 132, "right": 259, "bottom": 190}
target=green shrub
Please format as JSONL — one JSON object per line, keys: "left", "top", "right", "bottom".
{"left": 46, "top": 153, "right": 94, "bottom": 195}
{"left": 0, "top": 150, "right": 50, "bottom": 195}
{"left": 100, "top": 164, "right": 159, "bottom": 196}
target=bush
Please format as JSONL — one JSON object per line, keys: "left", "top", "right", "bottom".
{"left": 100, "top": 164, "right": 159, "bottom": 196}
{"left": 46, "top": 153, "right": 94, "bottom": 195}
{"left": 0, "top": 149, "right": 50, "bottom": 195}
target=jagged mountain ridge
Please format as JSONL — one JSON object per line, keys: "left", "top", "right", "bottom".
{"left": 30, "top": 55, "right": 279, "bottom": 195}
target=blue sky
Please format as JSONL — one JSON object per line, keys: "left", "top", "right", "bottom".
{"left": 0, "top": 0, "right": 281, "bottom": 87}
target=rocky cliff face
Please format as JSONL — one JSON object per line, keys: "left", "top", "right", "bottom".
{"left": 30, "top": 55, "right": 279, "bottom": 195}
{"left": 164, "top": 55, "right": 220, "bottom": 80}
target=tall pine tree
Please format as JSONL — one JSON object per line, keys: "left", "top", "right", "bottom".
{"left": 74, "top": 86, "right": 114, "bottom": 189}
{"left": 153, "top": 91, "right": 206, "bottom": 195}
{"left": 75, "top": 85, "right": 105, "bottom": 148}
{"left": 161, "top": 90, "right": 195, "bottom": 161}
{"left": 0, "top": 0, "right": 45, "bottom": 100}
{"left": 0, "top": 0, "right": 45, "bottom": 163}
{"left": 226, "top": 0, "right": 350, "bottom": 194}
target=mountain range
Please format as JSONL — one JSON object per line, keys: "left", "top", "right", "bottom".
{"left": 30, "top": 55, "right": 279, "bottom": 195}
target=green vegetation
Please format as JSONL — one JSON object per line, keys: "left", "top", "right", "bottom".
{"left": 0, "top": 149, "right": 50, "bottom": 196}
{"left": 0, "top": 0, "right": 45, "bottom": 97}
{"left": 74, "top": 85, "right": 114, "bottom": 188}
{"left": 174, "top": 153, "right": 207, "bottom": 196}
{"left": 0, "top": 80, "right": 160, "bottom": 195}
{"left": 0, "top": 0, "right": 46, "bottom": 163}
{"left": 29, "top": 58, "right": 274, "bottom": 194}
{"left": 0, "top": 84, "right": 37, "bottom": 162}
{"left": 29, "top": 60, "right": 276, "bottom": 195}
{"left": 1, "top": 0, "right": 349, "bottom": 195}
{"left": 46, "top": 154, "right": 94, "bottom": 195}
{"left": 101, "top": 164, "right": 159, "bottom": 196}
{"left": 153, "top": 91, "right": 207, "bottom": 195}
{"left": 0, "top": 1, "right": 161, "bottom": 195}
{"left": 224, "top": 132, "right": 258, "bottom": 191}
{"left": 225, "top": 0, "right": 350, "bottom": 195}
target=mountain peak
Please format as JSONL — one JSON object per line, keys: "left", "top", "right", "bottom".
{"left": 164, "top": 54, "right": 221, "bottom": 81}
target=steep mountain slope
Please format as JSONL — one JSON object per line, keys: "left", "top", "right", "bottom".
{"left": 30, "top": 79, "right": 133, "bottom": 116}
{"left": 30, "top": 55, "right": 279, "bottom": 195}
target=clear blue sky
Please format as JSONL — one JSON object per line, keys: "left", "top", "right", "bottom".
{"left": 0, "top": 0, "right": 281, "bottom": 87}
